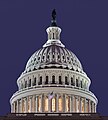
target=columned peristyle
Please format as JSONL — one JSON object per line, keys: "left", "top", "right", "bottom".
{"left": 11, "top": 94, "right": 96, "bottom": 113}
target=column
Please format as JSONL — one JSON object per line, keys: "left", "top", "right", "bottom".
{"left": 78, "top": 77, "right": 80, "bottom": 88}
{"left": 69, "top": 96, "right": 72, "bottom": 112}
{"left": 35, "top": 95, "right": 38, "bottom": 112}
{"left": 17, "top": 100, "right": 19, "bottom": 113}
{"left": 62, "top": 73, "right": 65, "bottom": 85}
{"left": 48, "top": 96, "right": 51, "bottom": 112}
{"left": 30, "top": 96, "right": 32, "bottom": 112}
{"left": 76, "top": 97, "right": 78, "bottom": 112}
{"left": 36, "top": 75, "right": 38, "bottom": 86}
{"left": 25, "top": 98, "right": 27, "bottom": 112}
{"left": 56, "top": 94, "right": 59, "bottom": 112}
{"left": 92, "top": 102, "right": 94, "bottom": 113}
{"left": 21, "top": 98, "right": 23, "bottom": 112}
{"left": 13, "top": 102, "right": 15, "bottom": 113}
{"left": 78, "top": 96, "right": 80, "bottom": 112}
{"left": 49, "top": 74, "right": 52, "bottom": 84}
{"left": 89, "top": 100, "right": 91, "bottom": 113}
{"left": 26, "top": 97, "right": 28, "bottom": 113}
{"left": 41, "top": 94, "right": 44, "bottom": 112}
{"left": 69, "top": 75, "right": 71, "bottom": 86}
{"left": 11, "top": 103, "right": 14, "bottom": 113}
{"left": 72, "top": 96, "right": 75, "bottom": 112}
{"left": 42, "top": 74, "right": 45, "bottom": 86}
{"left": 64, "top": 94, "right": 66, "bottom": 112}
{"left": 94, "top": 104, "right": 96, "bottom": 113}
{"left": 80, "top": 97, "right": 82, "bottom": 113}
{"left": 84, "top": 98, "right": 86, "bottom": 112}
{"left": 73, "top": 75, "right": 76, "bottom": 87}
{"left": 55, "top": 74, "right": 58, "bottom": 84}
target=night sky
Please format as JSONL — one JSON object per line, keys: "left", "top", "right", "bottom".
{"left": 0, "top": 0, "right": 108, "bottom": 116}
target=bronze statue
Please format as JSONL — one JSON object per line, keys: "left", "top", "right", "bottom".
{"left": 52, "top": 9, "right": 56, "bottom": 20}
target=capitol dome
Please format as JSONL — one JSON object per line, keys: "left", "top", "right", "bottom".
{"left": 10, "top": 10, "right": 98, "bottom": 114}
{"left": 25, "top": 39, "right": 83, "bottom": 74}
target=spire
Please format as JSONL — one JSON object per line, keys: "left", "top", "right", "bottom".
{"left": 51, "top": 9, "right": 57, "bottom": 26}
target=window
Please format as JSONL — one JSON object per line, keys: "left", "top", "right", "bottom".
{"left": 81, "top": 81, "right": 83, "bottom": 88}
{"left": 38, "top": 76, "right": 42, "bottom": 85}
{"left": 53, "top": 33, "right": 55, "bottom": 39}
{"left": 71, "top": 77, "right": 75, "bottom": 86}
{"left": 44, "top": 96, "right": 48, "bottom": 112}
{"left": 65, "top": 76, "right": 69, "bottom": 85}
{"left": 45, "top": 76, "right": 48, "bottom": 84}
{"left": 33, "top": 77, "right": 36, "bottom": 86}
{"left": 76, "top": 79, "right": 79, "bottom": 87}
{"left": 58, "top": 96, "right": 62, "bottom": 112}
{"left": 28, "top": 79, "right": 31, "bottom": 87}
{"left": 25, "top": 81, "right": 27, "bottom": 88}
{"left": 52, "top": 75, "right": 55, "bottom": 84}
{"left": 53, "top": 54, "right": 55, "bottom": 59}
{"left": 59, "top": 76, "right": 62, "bottom": 84}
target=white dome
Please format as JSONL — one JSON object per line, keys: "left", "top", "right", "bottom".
{"left": 25, "top": 45, "right": 83, "bottom": 74}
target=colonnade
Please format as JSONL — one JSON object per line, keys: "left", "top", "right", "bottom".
{"left": 11, "top": 94, "right": 96, "bottom": 113}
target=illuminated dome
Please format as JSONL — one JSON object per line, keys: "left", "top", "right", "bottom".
{"left": 25, "top": 41, "right": 83, "bottom": 74}
{"left": 10, "top": 10, "right": 98, "bottom": 114}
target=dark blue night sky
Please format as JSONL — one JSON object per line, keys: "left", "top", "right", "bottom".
{"left": 0, "top": 0, "right": 108, "bottom": 116}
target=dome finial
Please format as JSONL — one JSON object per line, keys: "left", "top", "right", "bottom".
{"left": 51, "top": 9, "right": 57, "bottom": 26}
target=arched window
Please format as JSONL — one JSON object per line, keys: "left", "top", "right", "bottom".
{"left": 52, "top": 75, "right": 55, "bottom": 84}
{"left": 38, "top": 76, "right": 42, "bottom": 85}
{"left": 71, "top": 77, "right": 75, "bottom": 86}
{"left": 53, "top": 33, "right": 55, "bottom": 39}
{"left": 59, "top": 76, "right": 62, "bottom": 84}
{"left": 45, "top": 76, "right": 48, "bottom": 84}
{"left": 21, "top": 83, "right": 23, "bottom": 89}
{"left": 28, "top": 79, "right": 31, "bottom": 87}
{"left": 76, "top": 79, "right": 79, "bottom": 87}
{"left": 81, "top": 80, "right": 83, "bottom": 88}
{"left": 25, "top": 81, "right": 27, "bottom": 88}
{"left": 65, "top": 76, "right": 69, "bottom": 85}
{"left": 34, "top": 77, "right": 36, "bottom": 86}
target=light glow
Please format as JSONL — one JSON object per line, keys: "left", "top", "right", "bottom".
{"left": 44, "top": 97, "right": 48, "bottom": 112}
{"left": 52, "top": 97, "right": 56, "bottom": 112}
{"left": 58, "top": 96, "right": 62, "bottom": 112}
